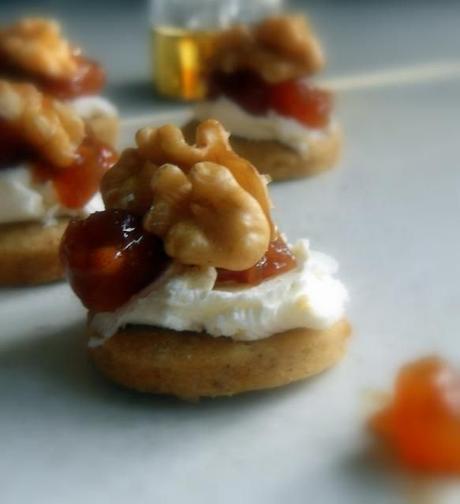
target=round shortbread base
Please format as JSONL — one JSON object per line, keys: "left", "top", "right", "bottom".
{"left": 88, "top": 319, "right": 351, "bottom": 400}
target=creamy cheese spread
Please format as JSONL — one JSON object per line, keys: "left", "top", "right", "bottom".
{"left": 69, "top": 95, "right": 118, "bottom": 120}
{"left": 0, "top": 164, "right": 103, "bottom": 224}
{"left": 89, "top": 240, "right": 348, "bottom": 346}
{"left": 194, "top": 96, "right": 335, "bottom": 155}
{"left": 0, "top": 96, "right": 114, "bottom": 225}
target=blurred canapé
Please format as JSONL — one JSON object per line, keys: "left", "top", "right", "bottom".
{"left": 150, "top": 0, "right": 284, "bottom": 101}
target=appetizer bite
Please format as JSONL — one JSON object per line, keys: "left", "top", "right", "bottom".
{"left": 61, "top": 120, "right": 350, "bottom": 399}
{"left": 0, "top": 17, "right": 119, "bottom": 146}
{"left": 183, "top": 15, "right": 341, "bottom": 181}
{"left": 0, "top": 80, "right": 117, "bottom": 285}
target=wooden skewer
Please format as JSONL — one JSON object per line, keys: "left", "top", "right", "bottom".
{"left": 119, "top": 60, "right": 460, "bottom": 126}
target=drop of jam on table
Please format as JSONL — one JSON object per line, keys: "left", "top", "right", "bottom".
{"left": 33, "top": 136, "right": 118, "bottom": 210}
{"left": 60, "top": 209, "right": 170, "bottom": 312}
{"left": 217, "top": 236, "right": 297, "bottom": 285}
{"left": 370, "top": 356, "right": 460, "bottom": 475}
{"left": 208, "top": 70, "right": 332, "bottom": 128}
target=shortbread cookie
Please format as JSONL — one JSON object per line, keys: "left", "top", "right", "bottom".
{"left": 88, "top": 319, "right": 350, "bottom": 399}
{"left": 0, "top": 219, "right": 68, "bottom": 285}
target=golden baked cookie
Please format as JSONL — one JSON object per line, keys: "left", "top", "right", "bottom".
{"left": 88, "top": 319, "right": 351, "bottom": 400}
{"left": 182, "top": 119, "right": 342, "bottom": 181}
{"left": 0, "top": 218, "right": 68, "bottom": 285}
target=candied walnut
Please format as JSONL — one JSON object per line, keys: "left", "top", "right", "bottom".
{"left": 143, "top": 164, "right": 192, "bottom": 237}
{"left": 134, "top": 119, "right": 272, "bottom": 226}
{"left": 211, "top": 15, "right": 324, "bottom": 83}
{"left": 102, "top": 120, "right": 272, "bottom": 225}
{"left": 101, "top": 120, "right": 274, "bottom": 270}
{"left": 0, "top": 18, "right": 78, "bottom": 79}
{"left": 0, "top": 80, "right": 84, "bottom": 167}
{"left": 255, "top": 15, "right": 323, "bottom": 70}
{"left": 144, "top": 162, "right": 270, "bottom": 271}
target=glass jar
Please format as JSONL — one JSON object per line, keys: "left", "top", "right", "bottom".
{"left": 150, "top": 0, "right": 284, "bottom": 101}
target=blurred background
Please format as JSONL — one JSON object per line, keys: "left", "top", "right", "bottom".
{"left": 2, "top": 0, "right": 459, "bottom": 115}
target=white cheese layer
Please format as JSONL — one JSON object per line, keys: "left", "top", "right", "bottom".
{"left": 194, "top": 96, "right": 335, "bottom": 155}
{"left": 0, "top": 164, "right": 103, "bottom": 224}
{"left": 89, "top": 240, "right": 349, "bottom": 347}
{"left": 69, "top": 95, "right": 118, "bottom": 120}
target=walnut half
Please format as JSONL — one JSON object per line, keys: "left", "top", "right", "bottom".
{"left": 0, "top": 80, "right": 85, "bottom": 167}
{"left": 144, "top": 162, "right": 270, "bottom": 271}
{"left": 212, "top": 14, "right": 324, "bottom": 83}
{"left": 135, "top": 120, "right": 273, "bottom": 226}
{"left": 0, "top": 18, "right": 78, "bottom": 79}
{"left": 103, "top": 120, "right": 272, "bottom": 225}
{"left": 101, "top": 120, "right": 274, "bottom": 270}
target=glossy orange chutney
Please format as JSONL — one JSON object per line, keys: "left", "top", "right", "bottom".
{"left": 60, "top": 210, "right": 169, "bottom": 312}
{"left": 61, "top": 212, "right": 297, "bottom": 310}
{"left": 33, "top": 136, "right": 117, "bottom": 209}
{"left": 217, "top": 236, "right": 297, "bottom": 285}
{"left": 209, "top": 70, "right": 332, "bottom": 127}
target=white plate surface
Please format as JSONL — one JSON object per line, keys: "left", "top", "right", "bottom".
{"left": 1, "top": 79, "right": 460, "bottom": 504}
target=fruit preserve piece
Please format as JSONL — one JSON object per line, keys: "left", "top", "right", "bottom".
{"left": 370, "top": 356, "right": 460, "bottom": 475}
{"left": 269, "top": 80, "right": 332, "bottom": 128}
{"left": 209, "top": 71, "right": 331, "bottom": 128}
{"left": 208, "top": 70, "right": 271, "bottom": 116}
{"left": 33, "top": 136, "right": 117, "bottom": 209}
{"left": 0, "top": 119, "right": 31, "bottom": 168}
{"left": 60, "top": 209, "right": 169, "bottom": 312}
{"left": 217, "top": 236, "right": 297, "bottom": 285}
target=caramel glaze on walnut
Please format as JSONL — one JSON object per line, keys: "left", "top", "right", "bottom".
{"left": 101, "top": 120, "right": 275, "bottom": 271}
